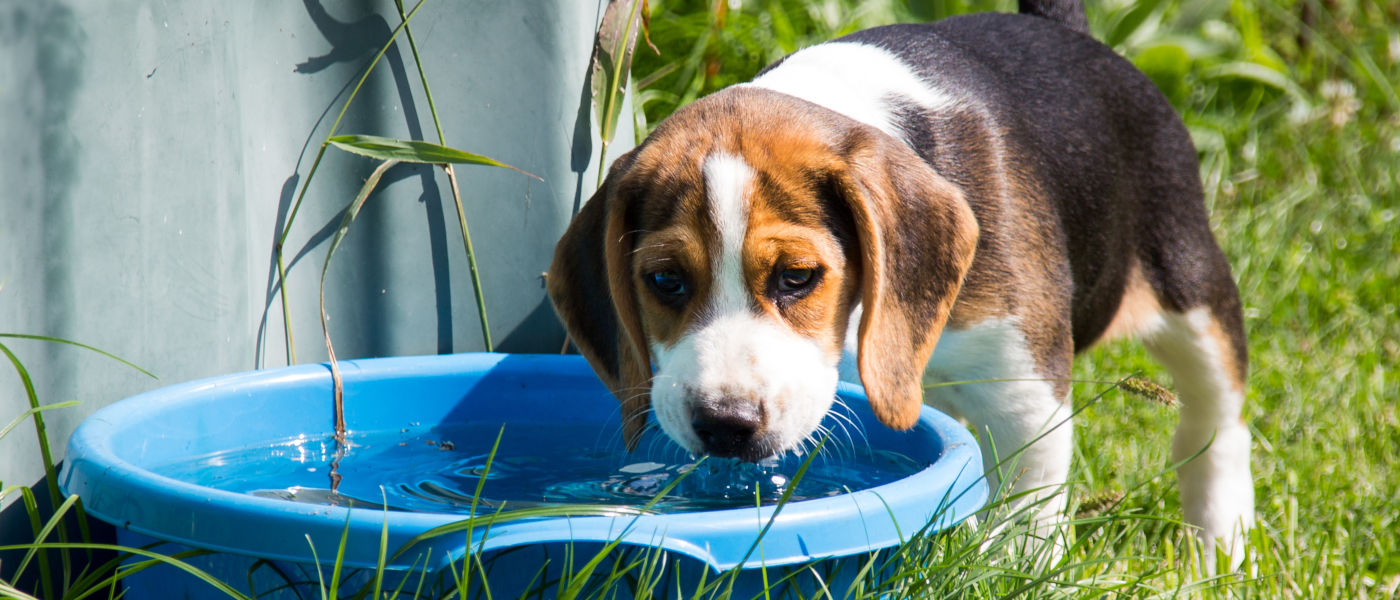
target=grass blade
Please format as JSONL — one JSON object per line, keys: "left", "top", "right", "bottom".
{"left": 394, "top": 0, "right": 446, "bottom": 145}
{"left": 557, "top": 458, "right": 702, "bottom": 599}
{"left": 591, "top": 0, "right": 648, "bottom": 166}
{"left": 275, "top": 0, "right": 429, "bottom": 242}
{"left": 1201, "top": 60, "right": 1308, "bottom": 101}
{"left": 306, "top": 534, "right": 327, "bottom": 600}
{"left": 13, "top": 488, "right": 54, "bottom": 600}
{"left": 326, "top": 135, "right": 540, "bottom": 180}
{"left": 444, "top": 165, "right": 494, "bottom": 352}
{"left": 0, "top": 543, "right": 250, "bottom": 600}
{"left": 0, "top": 334, "right": 157, "bottom": 380}
{"left": 0, "top": 340, "right": 68, "bottom": 595}
{"left": 326, "top": 511, "right": 352, "bottom": 598}
{"left": 387, "top": 0, "right": 496, "bottom": 353}
{"left": 272, "top": 0, "right": 428, "bottom": 366}
{"left": 373, "top": 488, "right": 390, "bottom": 599}
{"left": 13, "top": 493, "right": 81, "bottom": 583}
{"left": 319, "top": 158, "right": 399, "bottom": 447}
{"left": 322, "top": 133, "right": 541, "bottom": 354}
{"left": 0, "top": 582, "right": 40, "bottom": 600}
{"left": 0, "top": 401, "right": 79, "bottom": 442}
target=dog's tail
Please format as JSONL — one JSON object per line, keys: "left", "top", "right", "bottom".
{"left": 1018, "top": 0, "right": 1089, "bottom": 35}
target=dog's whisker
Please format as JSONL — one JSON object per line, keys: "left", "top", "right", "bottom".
{"left": 644, "top": 432, "right": 668, "bottom": 460}
{"left": 791, "top": 436, "right": 813, "bottom": 463}
{"left": 804, "top": 428, "right": 828, "bottom": 464}
{"left": 616, "top": 407, "right": 653, "bottom": 430}
{"left": 825, "top": 415, "right": 861, "bottom": 460}
{"left": 827, "top": 396, "right": 864, "bottom": 434}
{"left": 815, "top": 425, "right": 847, "bottom": 464}
{"left": 827, "top": 397, "right": 872, "bottom": 453}
{"left": 822, "top": 423, "right": 854, "bottom": 466}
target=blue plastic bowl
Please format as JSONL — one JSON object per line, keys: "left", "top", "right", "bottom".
{"left": 60, "top": 353, "right": 985, "bottom": 598}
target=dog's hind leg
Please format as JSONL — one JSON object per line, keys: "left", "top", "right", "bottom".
{"left": 1102, "top": 171, "right": 1254, "bottom": 570}
{"left": 1139, "top": 302, "right": 1254, "bottom": 571}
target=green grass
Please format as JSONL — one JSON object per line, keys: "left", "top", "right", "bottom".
{"left": 1069, "top": 1, "right": 1400, "bottom": 595}
{"left": 4, "top": 0, "right": 1398, "bottom": 597}
{"left": 1073, "top": 118, "right": 1400, "bottom": 595}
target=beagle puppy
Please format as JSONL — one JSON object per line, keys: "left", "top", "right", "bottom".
{"left": 548, "top": 0, "right": 1253, "bottom": 567}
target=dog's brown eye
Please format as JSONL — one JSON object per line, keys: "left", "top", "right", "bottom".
{"left": 777, "top": 268, "right": 815, "bottom": 293}
{"left": 648, "top": 270, "right": 688, "bottom": 298}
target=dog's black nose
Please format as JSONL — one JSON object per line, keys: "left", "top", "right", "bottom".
{"left": 691, "top": 401, "right": 764, "bottom": 459}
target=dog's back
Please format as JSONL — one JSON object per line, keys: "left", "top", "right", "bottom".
{"left": 775, "top": 12, "right": 1242, "bottom": 359}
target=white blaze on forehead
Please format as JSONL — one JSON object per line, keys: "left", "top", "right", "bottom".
{"left": 746, "top": 42, "right": 957, "bottom": 141}
{"left": 703, "top": 153, "right": 755, "bottom": 315}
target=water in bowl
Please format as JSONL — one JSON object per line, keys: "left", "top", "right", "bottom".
{"left": 154, "top": 422, "right": 927, "bottom": 513}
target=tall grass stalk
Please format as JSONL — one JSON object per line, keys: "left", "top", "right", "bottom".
{"left": 591, "top": 0, "right": 651, "bottom": 192}
{"left": 273, "top": 0, "right": 428, "bottom": 366}
{"left": 280, "top": 0, "right": 540, "bottom": 367}
{"left": 304, "top": 0, "right": 541, "bottom": 446}
{"left": 393, "top": 0, "right": 494, "bottom": 352}
{"left": 274, "top": 0, "right": 540, "bottom": 363}
{"left": 319, "top": 158, "right": 399, "bottom": 447}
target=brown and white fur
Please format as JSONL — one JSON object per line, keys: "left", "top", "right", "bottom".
{"left": 548, "top": 0, "right": 1253, "bottom": 569}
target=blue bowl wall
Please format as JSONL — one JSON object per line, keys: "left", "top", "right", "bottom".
{"left": 60, "top": 353, "right": 986, "bottom": 599}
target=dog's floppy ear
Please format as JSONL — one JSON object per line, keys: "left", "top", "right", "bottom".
{"left": 832, "top": 128, "right": 979, "bottom": 430}
{"left": 547, "top": 151, "right": 653, "bottom": 449}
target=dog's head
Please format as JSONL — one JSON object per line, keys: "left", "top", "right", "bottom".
{"left": 548, "top": 87, "right": 977, "bottom": 460}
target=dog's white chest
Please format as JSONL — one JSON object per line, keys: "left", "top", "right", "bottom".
{"left": 839, "top": 312, "right": 1054, "bottom": 418}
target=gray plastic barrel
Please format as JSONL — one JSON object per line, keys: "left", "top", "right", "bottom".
{"left": 0, "top": 0, "right": 630, "bottom": 543}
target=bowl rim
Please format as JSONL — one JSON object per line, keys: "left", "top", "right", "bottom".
{"left": 60, "top": 353, "right": 986, "bottom": 572}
